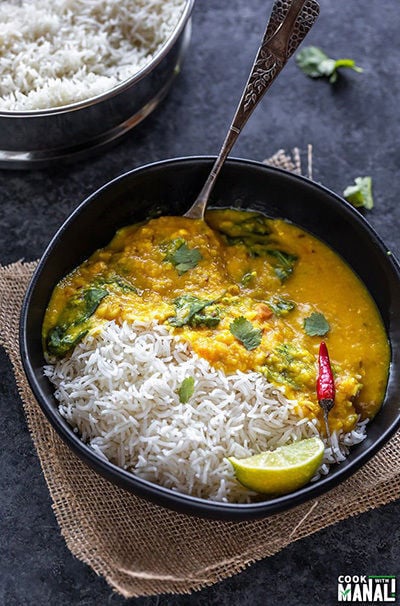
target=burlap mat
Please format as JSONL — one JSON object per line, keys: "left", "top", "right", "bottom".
{"left": 1, "top": 150, "right": 399, "bottom": 599}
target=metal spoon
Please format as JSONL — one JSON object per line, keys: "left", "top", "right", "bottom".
{"left": 184, "top": 0, "right": 320, "bottom": 220}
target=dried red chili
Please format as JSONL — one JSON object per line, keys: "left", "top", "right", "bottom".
{"left": 317, "top": 341, "right": 338, "bottom": 462}
{"left": 317, "top": 341, "right": 335, "bottom": 405}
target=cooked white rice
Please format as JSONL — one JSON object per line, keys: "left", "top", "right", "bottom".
{"left": 0, "top": 0, "right": 186, "bottom": 111}
{"left": 44, "top": 321, "right": 367, "bottom": 502}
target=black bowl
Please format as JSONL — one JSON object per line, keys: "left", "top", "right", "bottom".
{"left": 20, "top": 157, "right": 400, "bottom": 520}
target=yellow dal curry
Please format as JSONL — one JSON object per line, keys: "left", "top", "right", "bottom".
{"left": 43, "top": 209, "right": 389, "bottom": 436}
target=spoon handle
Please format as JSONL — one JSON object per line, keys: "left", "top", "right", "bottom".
{"left": 184, "top": 0, "right": 320, "bottom": 219}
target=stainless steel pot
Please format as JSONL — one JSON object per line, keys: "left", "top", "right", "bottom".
{"left": 0, "top": 0, "right": 194, "bottom": 169}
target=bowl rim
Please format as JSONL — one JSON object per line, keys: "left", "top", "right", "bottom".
{"left": 19, "top": 156, "right": 400, "bottom": 520}
{"left": 0, "top": 0, "right": 195, "bottom": 118}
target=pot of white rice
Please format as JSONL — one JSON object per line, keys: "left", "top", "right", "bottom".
{"left": 0, "top": 0, "right": 194, "bottom": 168}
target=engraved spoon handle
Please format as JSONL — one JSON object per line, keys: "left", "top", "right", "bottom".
{"left": 184, "top": 0, "right": 320, "bottom": 219}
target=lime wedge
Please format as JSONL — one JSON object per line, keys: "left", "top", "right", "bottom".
{"left": 228, "top": 437, "right": 325, "bottom": 496}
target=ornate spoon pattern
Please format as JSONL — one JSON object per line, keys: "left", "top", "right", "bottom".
{"left": 184, "top": 0, "right": 320, "bottom": 220}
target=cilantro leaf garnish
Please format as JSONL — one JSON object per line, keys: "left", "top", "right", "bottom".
{"left": 241, "top": 271, "right": 256, "bottom": 287}
{"left": 296, "top": 46, "right": 363, "bottom": 83}
{"left": 262, "top": 343, "right": 316, "bottom": 390}
{"left": 178, "top": 377, "right": 195, "bottom": 403}
{"left": 208, "top": 212, "right": 297, "bottom": 280}
{"left": 46, "top": 325, "right": 89, "bottom": 359}
{"left": 343, "top": 177, "right": 374, "bottom": 210}
{"left": 304, "top": 312, "right": 330, "bottom": 337}
{"left": 96, "top": 275, "right": 139, "bottom": 294}
{"left": 229, "top": 316, "right": 262, "bottom": 350}
{"left": 163, "top": 239, "right": 202, "bottom": 275}
{"left": 266, "top": 296, "right": 296, "bottom": 316}
{"left": 169, "top": 295, "right": 221, "bottom": 328}
{"left": 209, "top": 210, "right": 274, "bottom": 257}
{"left": 267, "top": 249, "right": 298, "bottom": 282}
{"left": 46, "top": 286, "right": 108, "bottom": 358}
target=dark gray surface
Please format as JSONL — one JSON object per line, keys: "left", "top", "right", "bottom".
{"left": 1, "top": 1, "right": 399, "bottom": 604}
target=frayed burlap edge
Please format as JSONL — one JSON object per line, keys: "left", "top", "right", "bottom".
{"left": 1, "top": 150, "right": 399, "bottom": 599}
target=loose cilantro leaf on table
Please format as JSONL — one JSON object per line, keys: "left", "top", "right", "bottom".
{"left": 169, "top": 295, "right": 221, "bottom": 328}
{"left": 296, "top": 46, "right": 363, "bottom": 83}
{"left": 229, "top": 316, "right": 262, "bottom": 351}
{"left": 163, "top": 239, "right": 202, "bottom": 275}
{"left": 178, "top": 377, "right": 195, "bottom": 403}
{"left": 303, "top": 312, "right": 330, "bottom": 337}
{"left": 343, "top": 176, "right": 374, "bottom": 210}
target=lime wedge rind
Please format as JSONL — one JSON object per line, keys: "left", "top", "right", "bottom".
{"left": 228, "top": 437, "right": 325, "bottom": 496}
